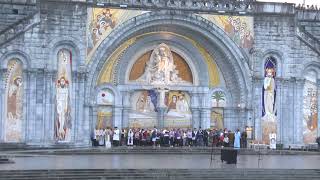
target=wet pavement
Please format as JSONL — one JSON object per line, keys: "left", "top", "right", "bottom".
{"left": 0, "top": 154, "right": 320, "bottom": 170}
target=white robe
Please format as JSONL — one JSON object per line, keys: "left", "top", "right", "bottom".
{"left": 127, "top": 131, "right": 134, "bottom": 145}
{"left": 105, "top": 133, "right": 111, "bottom": 148}
{"left": 269, "top": 133, "right": 276, "bottom": 149}
{"left": 263, "top": 76, "right": 275, "bottom": 120}
{"left": 113, "top": 129, "right": 120, "bottom": 141}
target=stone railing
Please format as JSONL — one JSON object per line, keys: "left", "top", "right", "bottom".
{"left": 0, "top": 11, "right": 41, "bottom": 47}
{"left": 38, "top": 0, "right": 295, "bottom": 15}
{"left": 296, "top": 25, "right": 320, "bottom": 56}
{"left": 296, "top": 9, "right": 320, "bottom": 21}
{"left": 92, "top": 0, "right": 254, "bottom": 13}
{"left": 0, "top": 0, "right": 37, "bottom": 5}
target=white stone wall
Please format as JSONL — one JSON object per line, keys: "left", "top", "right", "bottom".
{"left": 0, "top": 1, "right": 319, "bottom": 147}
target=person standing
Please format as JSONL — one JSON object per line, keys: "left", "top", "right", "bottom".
{"left": 269, "top": 132, "right": 276, "bottom": 150}
{"left": 127, "top": 129, "right": 134, "bottom": 146}
{"left": 92, "top": 129, "right": 97, "bottom": 147}
{"left": 316, "top": 136, "right": 320, "bottom": 151}
{"left": 105, "top": 128, "right": 112, "bottom": 149}
{"left": 141, "top": 129, "right": 147, "bottom": 146}
{"left": 187, "top": 129, "right": 192, "bottom": 147}
{"left": 98, "top": 129, "right": 105, "bottom": 146}
{"left": 169, "top": 129, "right": 175, "bottom": 147}
{"left": 175, "top": 129, "right": 181, "bottom": 147}
{"left": 219, "top": 132, "right": 224, "bottom": 147}
{"left": 203, "top": 129, "right": 209, "bottom": 146}
{"left": 162, "top": 130, "right": 168, "bottom": 147}
{"left": 182, "top": 130, "right": 187, "bottom": 146}
{"left": 121, "top": 129, "right": 126, "bottom": 146}
{"left": 113, "top": 127, "right": 120, "bottom": 147}
{"left": 134, "top": 129, "right": 140, "bottom": 146}
{"left": 223, "top": 134, "right": 229, "bottom": 147}
{"left": 197, "top": 128, "right": 204, "bottom": 146}
{"left": 151, "top": 128, "right": 157, "bottom": 147}
{"left": 234, "top": 129, "right": 241, "bottom": 149}
{"left": 192, "top": 128, "right": 197, "bottom": 146}
{"left": 241, "top": 130, "right": 248, "bottom": 148}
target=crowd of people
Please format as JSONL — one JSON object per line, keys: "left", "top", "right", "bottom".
{"left": 296, "top": 4, "right": 319, "bottom": 11}
{"left": 91, "top": 127, "right": 248, "bottom": 149}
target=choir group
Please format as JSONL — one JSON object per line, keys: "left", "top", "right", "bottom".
{"left": 91, "top": 127, "right": 247, "bottom": 149}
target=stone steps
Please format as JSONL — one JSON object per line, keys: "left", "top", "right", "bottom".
{"left": 0, "top": 169, "right": 319, "bottom": 180}
{"left": 0, "top": 2, "right": 37, "bottom": 33}
{"left": 9, "top": 147, "right": 318, "bottom": 156}
{"left": 0, "top": 158, "right": 13, "bottom": 164}
{"left": 296, "top": 25, "right": 320, "bottom": 56}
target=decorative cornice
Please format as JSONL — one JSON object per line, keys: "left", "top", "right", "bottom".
{"left": 84, "top": 0, "right": 296, "bottom": 15}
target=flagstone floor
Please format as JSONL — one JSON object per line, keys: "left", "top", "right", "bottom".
{"left": 1, "top": 154, "right": 320, "bottom": 170}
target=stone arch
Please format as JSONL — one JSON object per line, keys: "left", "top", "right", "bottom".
{"left": 118, "top": 34, "right": 206, "bottom": 86}
{"left": 48, "top": 39, "right": 84, "bottom": 143}
{"left": 302, "top": 61, "right": 320, "bottom": 79}
{"left": 47, "top": 37, "right": 84, "bottom": 72}
{"left": 93, "top": 83, "right": 122, "bottom": 107}
{"left": 0, "top": 50, "right": 30, "bottom": 143}
{"left": 301, "top": 61, "right": 320, "bottom": 144}
{"left": 262, "top": 49, "right": 284, "bottom": 77}
{"left": 208, "top": 87, "right": 233, "bottom": 108}
{"left": 91, "top": 83, "right": 122, "bottom": 130}
{"left": 87, "top": 11, "right": 252, "bottom": 109}
{"left": 0, "top": 50, "right": 30, "bottom": 69}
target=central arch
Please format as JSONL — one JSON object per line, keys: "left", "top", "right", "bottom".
{"left": 86, "top": 11, "right": 252, "bottom": 129}
{"left": 88, "top": 11, "right": 251, "bottom": 102}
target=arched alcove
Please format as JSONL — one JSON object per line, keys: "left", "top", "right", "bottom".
{"left": 85, "top": 11, "right": 251, "bottom": 130}
{"left": 87, "top": 11, "right": 251, "bottom": 107}
{"left": 0, "top": 50, "right": 30, "bottom": 143}
{"left": 301, "top": 63, "right": 320, "bottom": 144}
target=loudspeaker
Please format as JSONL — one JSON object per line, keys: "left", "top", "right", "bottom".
{"left": 221, "top": 149, "right": 237, "bottom": 164}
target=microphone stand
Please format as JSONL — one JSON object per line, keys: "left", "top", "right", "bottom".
{"left": 210, "top": 136, "right": 215, "bottom": 167}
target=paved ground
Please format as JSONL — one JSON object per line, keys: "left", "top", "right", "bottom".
{"left": 1, "top": 154, "right": 320, "bottom": 170}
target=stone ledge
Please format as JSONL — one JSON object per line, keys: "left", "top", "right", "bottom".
{"left": 0, "top": 169, "right": 319, "bottom": 180}
{"left": 2, "top": 146, "right": 319, "bottom": 156}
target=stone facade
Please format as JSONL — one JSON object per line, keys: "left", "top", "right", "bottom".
{"left": 0, "top": 0, "right": 319, "bottom": 147}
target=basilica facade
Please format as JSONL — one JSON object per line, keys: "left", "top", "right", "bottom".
{"left": 0, "top": 0, "right": 319, "bottom": 147}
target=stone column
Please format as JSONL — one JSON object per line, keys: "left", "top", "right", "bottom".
{"left": 275, "top": 78, "right": 283, "bottom": 144}
{"left": 121, "top": 91, "right": 131, "bottom": 129}
{"left": 199, "top": 92, "right": 211, "bottom": 129}
{"left": 121, "top": 107, "right": 129, "bottom": 129}
{"left": 24, "top": 70, "right": 33, "bottom": 143}
{"left": 91, "top": 106, "right": 98, "bottom": 130}
{"left": 200, "top": 108, "right": 211, "bottom": 129}
{"left": 157, "top": 107, "right": 166, "bottom": 128}
{"left": 317, "top": 79, "right": 320, "bottom": 138}
{"left": 157, "top": 89, "right": 169, "bottom": 129}
{"left": 294, "top": 79, "right": 304, "bottom": 144}
{"left": 0, "top": 69, "right": 6, "bottom": 142}
{"left": 252, "top": 77, "right": 263, "bottom": 141}
{"left": 43, "top": 69, "right": 54, "bottom": 145}
{"left": 190, "top": 92, "right": 200, "bottom": 128}
{"left": 83, "top": 103, "right": 92, "bottom": 146}
{"left": 114, "top": 106, "right": 123, "bottom": 128}
{"left": 70, "top": 71, "right": 77, "bottom": 144}
{"left": 281, "top": 79, "right": 291, "bottom": 145}
{"left": 28, "top": 70, "right": 38, "bottom": 144}
{"left": 75, "top": 71, "right": 87, "bottom": 145}
{"left": 191, "top": 108, "right": 200, "bottom": 128}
